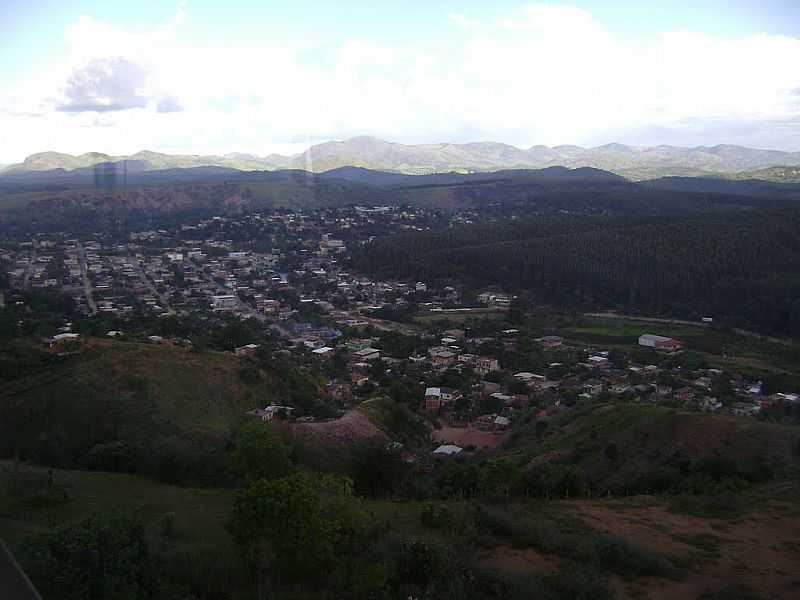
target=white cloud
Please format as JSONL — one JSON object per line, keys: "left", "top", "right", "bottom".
{"left": 2, "top": 2, "right": 800, "bottom": 162}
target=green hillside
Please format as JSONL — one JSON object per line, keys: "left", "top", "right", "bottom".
{"left": 0, "top": 339, "right": 286, "bottom": 486}
{"left": 504, "top": 403, "right": 800, "bottom": 497}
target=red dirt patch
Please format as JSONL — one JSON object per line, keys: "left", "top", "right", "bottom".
{"left": 433, "top": 425, "right": 507, "bottom": 449}
{"left": 567, "top": 496, "right": 800, "bottom": 600}
{"left": 477, "top": 544, "right": 560, "bottom": 574}
{"left": 292, "top": 409, "right": 386, "bottom": 444}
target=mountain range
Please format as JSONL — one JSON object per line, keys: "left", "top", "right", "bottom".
{"left": 4, "top": 137, "right": 800, "bottom": 180}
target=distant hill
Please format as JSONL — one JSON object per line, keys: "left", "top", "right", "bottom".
{"left": 5, "top": 137, "right": 800, "bottom": 179}
{"left": 1, "top": 164, "right": 799, "bottom": 235}
{"left": 730, "top": 166, "right": 800, "bottom": 183}
{"left": 3, "top": 150, "right": 285, "bottom": 174}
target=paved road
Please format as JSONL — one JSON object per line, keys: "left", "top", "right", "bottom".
{"left": 129, "top": 254, "right": 175, "bottom": 315}
{"left": 21, "top": 249, "right": 36, "bottom": 289}
{"left": 583, "top": 312, "right": 709, "bottom": 328}
{"left": 77, "top": 243, "right": 97, "bottom": 314}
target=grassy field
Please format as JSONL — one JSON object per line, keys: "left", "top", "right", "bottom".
{"left": 503, "top": 403, "right": 800, "bottom": 493}
{"left": 1, "top": 338, "right": 275, "bottom": 432}
{"left": 0, "top": 460, "right": 234, "bottom": 550}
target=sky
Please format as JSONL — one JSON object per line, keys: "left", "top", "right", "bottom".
{"left": 1, "top": 0, "right": 800, "bottom": 163}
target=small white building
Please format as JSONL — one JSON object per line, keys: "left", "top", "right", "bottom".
{"left": 247, "top": 405, "right": 295, "bottom": 422}
{"left": 433, "top": 444, "right": 463, "bottom": 457}
{"left": 212, "top": 295, "right": 238, "bottom": 310}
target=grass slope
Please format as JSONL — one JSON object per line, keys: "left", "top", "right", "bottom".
{"left": 506, "top": 403, "right": 800, "bottom": 492}
{"left": 1, "top": 338, "right": 273, "bottom": 431}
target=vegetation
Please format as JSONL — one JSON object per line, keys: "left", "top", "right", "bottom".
{"left": 355, "top": 210, "right": 800, "bottom": 337}
{"left": 0, "top": 340, "right": 319, "bottom": 487}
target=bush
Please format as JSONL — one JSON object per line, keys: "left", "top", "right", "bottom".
{"left": 21, "top": 511, "right": 155, "bottom": 600}
{"left": 233, "top": 421, "right": 293, "bottom": 482}
{"left": 546, "top": 561, "right": 612, "bottom": 600}
{"left": 591, "top": 534, "right": 674, "bottom": 578}
{"left": 421, "top": 503, "right": 454, "bottom": 530}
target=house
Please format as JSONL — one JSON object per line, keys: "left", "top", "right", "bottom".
{"left": 643, "top": 365, "right": 660, "bottom": 378}
{"left": 211, "top": 294, "right": 238, "bottom": 310}
{"left": 429, "top": 347, "right": 456, "bottom": 368}
{"left": 583, "top": 379, "right": 604, "bottom": 397}
{"left": 514, "top": 372, "right": 544, "bottom": 384}
{"left": 438, "top": 387, "right": 457, "bottom": 401}
{"left": 433, "top": 444, "right": 463, "bottom": 457}
{"left": 247, "top": 405, "right": 294, "bottom": 421}
{"left": 493, "top": 415, "right": 511, "bottom": 430}
{"left": 46, "top": 332, "right": 82, "bottom": 352}
{"left": 476, "top": 356, "right": 500, "bottom": 376}
{"left": 476, "top": 292, "right": 511, "bottom": 307}
{"left": 235, "top": 344, "right": 259, "bottom": 357}
{"left": 694, "top": 376, "right": 712, "bottom": 390}
{"left": 489, "top": 392, "right": 514, "bottom": 406}
{"left": 587, "top": 356, "right": 609, "bottom": 369}
{"left": 350, "top": 372, "right": 370, "bottom": 386}
{"left": 425, "top": 387, "right": 442, "bottom": 412}
{"left": 638, "top": 334, "right": 684, "bottom": 352}
{"left": 353, "top": 347, "right": 380, "bottom": 361}
{"left": 458, "top": 353, "right": 478, "bottom": 365}
{"left": 535, "top": 335, "right": 563, "bottom": 349}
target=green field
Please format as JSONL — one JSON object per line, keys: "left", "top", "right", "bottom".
{"left": 0, "top": 460, "right": 234, "bottom": 549}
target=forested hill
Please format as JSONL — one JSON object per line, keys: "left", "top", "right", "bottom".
{"left": 353, "top": 210, "right": 800, "bottom": 337}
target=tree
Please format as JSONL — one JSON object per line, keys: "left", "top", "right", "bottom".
{"left": 23, "top": 512, "right": 154, "bottom": 600}
{"left": 234, "top": 421, "right": 293, "bottom": 482}
{"left": 478, "top": 458, "right": 520, "bottom": 497}
{"left": 228, "top": 474, "right": 336, "bottom": 582}
{"left": 350, "top": 438, "right": 406, "bottom": 498}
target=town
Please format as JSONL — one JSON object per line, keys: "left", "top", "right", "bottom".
{"left": 3, "top": 203, "right": 795, "bottom": 465}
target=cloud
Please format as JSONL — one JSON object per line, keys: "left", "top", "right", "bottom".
{"left": 448, "top": 12, "right": 478, "bottom": 31}
{"left": 3, "top": 2, "right": 800, "bottom": 162}
{"left": 156, "top": 95, "right": 183, "bottom": 113}
{"left": 55, "top": 57, "right": 149, "bottom": 112}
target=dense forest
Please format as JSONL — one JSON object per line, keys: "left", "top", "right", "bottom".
{"left": 354, "top": 209, "right": 800, "bottom": 337}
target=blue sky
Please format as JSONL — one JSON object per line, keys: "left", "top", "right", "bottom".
{"left": 1, "top": 1, "right": 799, "bottom": 162}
